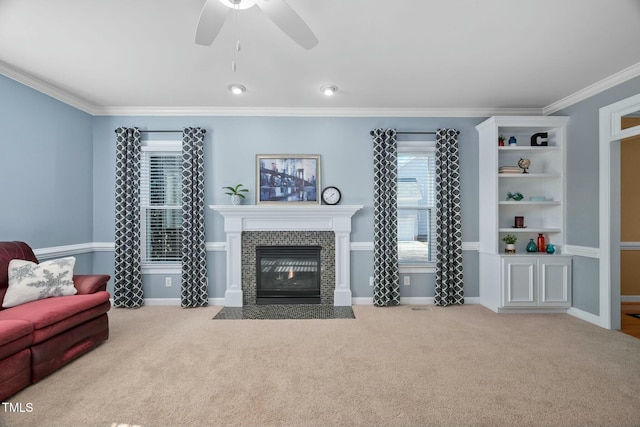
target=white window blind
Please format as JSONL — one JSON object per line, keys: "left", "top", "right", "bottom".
{"left": 140, "top": 144, "right": 182, "bottom": 263}
{"left": 397, "top": 141, "right": 437, "bottom": 264}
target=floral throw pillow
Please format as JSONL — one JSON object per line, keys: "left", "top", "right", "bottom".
{"left": 3, "top": 257, "right": 77, "bottom": 308}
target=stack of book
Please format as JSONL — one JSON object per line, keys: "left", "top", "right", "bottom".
{"left": 498, "top": 166, "right": 521, "bottom": 174}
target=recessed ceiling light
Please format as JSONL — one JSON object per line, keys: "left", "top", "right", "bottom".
{"left": 228, "top": 84, "right": 246, "bottom": 95}
{"left": 218, "top": 0, "right": 258, "bottom": 10}
{"left": 320, "top": 85, "right": 338, "bottom": 96}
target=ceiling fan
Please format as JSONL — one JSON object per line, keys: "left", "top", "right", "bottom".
{"left": 195, "top": 0, "right": 318, "bottom": 50}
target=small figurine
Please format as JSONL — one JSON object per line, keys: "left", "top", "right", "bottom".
{"left": 506, "top": 192, "right": 524, "bottom": 201}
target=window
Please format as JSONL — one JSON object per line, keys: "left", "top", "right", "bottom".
{"left": 140, "top": 141, "right": 182, "bottom": 267}
{"left": 397, "top": 141, "right": 437, "bottom": 267}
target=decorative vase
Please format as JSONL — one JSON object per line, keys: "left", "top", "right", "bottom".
{"left": 546, "top": 244, "right": 556, "bottom": 254}
{"left": 508, "top": 136, "right": 517, "bottom": 146}
{"left": 537, "top": 233, "right": 546, "bottom": 252}
{"left": 230, "top": 194, "right": 242, "bottom": 205}
{"left": 526, "top": 239, "right": 537, "bottom": 252}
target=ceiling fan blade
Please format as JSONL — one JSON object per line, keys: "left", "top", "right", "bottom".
{"left": 195, "top": 0, "right": 229, "bottom": 46}
{"left": 257, "top": 0, "right": 318, "bottom": 50}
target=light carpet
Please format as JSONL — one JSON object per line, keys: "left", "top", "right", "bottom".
{"left": 2, "top": 304, "right": 640, "bottom": 427}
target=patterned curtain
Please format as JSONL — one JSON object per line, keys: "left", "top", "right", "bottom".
{"left": 181, "top": 127, "right": 209, "bottom": 308}
{"left": 371, "top": 128, "right": 400, "bottom": 306}
{"left": 113, "top": 127, "right": 144, "bottom": 308}
{"left": 434, "top": 128, "right": 464, "bottom": 306}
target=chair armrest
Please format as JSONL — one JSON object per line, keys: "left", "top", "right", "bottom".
{"left": 73, "top": 274, "right": 111, "bottom": 294}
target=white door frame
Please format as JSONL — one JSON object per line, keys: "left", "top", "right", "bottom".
{"left": 599, "top": 92, "right": 640, "bottom": 329}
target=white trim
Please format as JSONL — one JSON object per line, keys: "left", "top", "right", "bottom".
{"left": 31, "top": 240, "right": 480, "bottom": 258}
{"left": 92, "top": 106, "right": 543, "bottom": 118}
{"left": 350, "top": 242, "right": 373, "bottom": 251}
{"left": 567, "top": 307, "right": 607, "bottom": 329}
{"left": 544, "top": 61, "right": 640, "bottom": 115}
{"left": 33, "top": 243, "right": 95, "bottom": 259}
{"left": 599, "top": 92, "right": 640, "bottom": 330}
{"left": 621, "top": 295, "right": 640, "bottom": 302}
{"left": 2, "top": 56, "right": 638, "bottom": 119}
{"left": 206, "top": 242, "right": 226, "bottom": 251}
{"left": 92, "top": 242, "right": 115, "bottom": 251}
{"left": 352, "top": 297, "right": 481, "bottom": 305}
{"left": 564, "top": 245, "right": 600, "bottom": 258}
{"left": 141, "top": 264, "right": 181, "bottom": 275}
{"left": 113, "top": 298, "right": 227, "bottom": 306}
{"left": 620, "top": 242, "right": 640, "bottom": 250}
{"left": 400, "top": 265, "right": 436, "bottom": 274}
{"left": 0, "top": 60, "right": 98, "bottom": 114}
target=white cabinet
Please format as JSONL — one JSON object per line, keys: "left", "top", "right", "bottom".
{"left": 477, "top": 116, "right": 572, "bottom": 313}
{"left": 503, "top": 256, "right": 571, "bottom": 309}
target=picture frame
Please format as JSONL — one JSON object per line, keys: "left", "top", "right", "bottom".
{"left": 256, "top": 155, "right": 320, "bottom": 205}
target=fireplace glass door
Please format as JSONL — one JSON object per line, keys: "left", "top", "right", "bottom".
{"left": 256, "top": 246, "right": 321, "bottom": 304}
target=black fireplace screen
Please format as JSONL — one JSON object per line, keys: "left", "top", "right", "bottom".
{"left": 256, "top": 246, "right": 321, "bottom": 303}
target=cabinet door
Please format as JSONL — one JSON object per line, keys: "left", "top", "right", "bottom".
{"left": 502, "top": 257, "right": 537, "bottom": 307}
{"left": 538, "top": 258, "right": 571, "bottom": 307}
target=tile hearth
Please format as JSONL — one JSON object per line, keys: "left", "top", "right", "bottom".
{"left": 212, "top": 304, "right": 355, "bottom": 320}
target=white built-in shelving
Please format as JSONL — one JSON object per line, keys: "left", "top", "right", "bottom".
{"left": 477, "top": 116, "right": 572, "bottom": 313}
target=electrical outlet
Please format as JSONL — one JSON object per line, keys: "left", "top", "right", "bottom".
{"left": 404, "top": 276, "right": 411, "bottom": 286}
{"left": 165, "top": 277, "right": 172, "bottom": 287}
{"left": 369, "top": 276, "right": 374, "bottom": 287}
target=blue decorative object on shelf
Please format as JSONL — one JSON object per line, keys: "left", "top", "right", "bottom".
{"left": 546, "top": 244, "right": 556, "bottom": 254}
{"left": 507, "top": 192, "right": 524, "bottom": 201}
{"left": 526, "top": 239, "right": 538, "bottom": 252}
{"left": 508, "top": 136, "right": 517, "bottom": 145}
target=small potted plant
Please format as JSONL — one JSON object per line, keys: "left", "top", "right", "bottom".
{"left": 502, "top": 234, "right": 517, "bottom": 254}
{"left": 223, "top": 184, "right": 248, "bottom": 205}
{"left": 498, "top": 135, "right": 505, "bottom": 146}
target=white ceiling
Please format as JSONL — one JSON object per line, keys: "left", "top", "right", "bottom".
{"left": 1, "top": 0, "right": 640, "bottom": 115}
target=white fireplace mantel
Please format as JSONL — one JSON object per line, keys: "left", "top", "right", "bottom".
{"left": 209, "top": 205, "right": 363, "bottom": 307}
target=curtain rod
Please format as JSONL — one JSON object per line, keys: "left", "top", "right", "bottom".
{"left": 397, "top": 130, "right": 461, "bottom": 135}
{"left": 113, "top": 129, "right": 181, "bottom": 133}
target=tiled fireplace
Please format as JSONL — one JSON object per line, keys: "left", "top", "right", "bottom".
{"left": 210, "top": 205, "right": 363, "bottom": 307}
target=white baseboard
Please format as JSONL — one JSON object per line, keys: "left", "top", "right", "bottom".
{"left": 109, "top": 298, "right": 226, "bottom": 307}
{"left": 567, "top": 307, "right": 608, "bottom": 329}
{"left": 352, "top": 297, "right": 480, "bottom": 305}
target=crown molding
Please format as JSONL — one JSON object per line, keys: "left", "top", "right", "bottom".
{"left": 0, "top": 60, "right": 98, "bottom": 115}
{"left": 543, "top": 61, "right": 640, "bottom": 115}
{"left": 3, "top": 57, "right": 638, "bottom": 118}
{"left": 92, "top": 105, "right": 542, "bottom": 117}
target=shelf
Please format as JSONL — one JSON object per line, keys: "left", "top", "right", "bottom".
{"left": 498, "top": 173, "right": 561, "bottom": 178}
{"left": 498, "top": 146, "right": 560, "bottom": 152}
{"left": 499, "top": 228, "right": 562, "bottom": 233}
{"left": 499, "top": 201, "right": 561, "bottom": 205}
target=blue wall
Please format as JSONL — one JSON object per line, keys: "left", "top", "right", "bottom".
{"left": 92, "top": 115, "right": 482, "bottom": 300}
{"left": 0, "top": 75, "right": 94, "bottom": 250}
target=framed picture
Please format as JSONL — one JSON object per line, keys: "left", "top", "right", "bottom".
{"left": 256, "top": 155, "right": 320, "bottom": 204}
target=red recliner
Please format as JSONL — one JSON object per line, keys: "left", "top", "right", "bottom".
{"left": 0, "top": 241, "right": 111, "bottom": 401}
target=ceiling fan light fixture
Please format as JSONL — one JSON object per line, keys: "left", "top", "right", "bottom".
{"left": 218, "top": 0, "right": 258, "bottom": 10}
{"left": 321, "top": 85, "right": 338, "bottom": 96}
{"left": 228, "top": 84, "right": 246, "bottom": 95}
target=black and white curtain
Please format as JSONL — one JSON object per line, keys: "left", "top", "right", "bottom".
{"left": 113, "top": 127, "right": 144, "bottom": 308}
{"left": 434, "top": 128, "right": 464, "bottom": 306}
{"left": 371, "top": 128, "right": 400, "bottom": 306}
{"left": 181, "top": 127, "right": 209, "bottom": 308}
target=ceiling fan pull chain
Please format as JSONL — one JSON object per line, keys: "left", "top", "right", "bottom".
{"left": 232, "top": 4, "right": 241, "bottom": 72}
